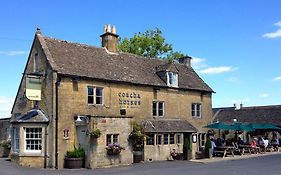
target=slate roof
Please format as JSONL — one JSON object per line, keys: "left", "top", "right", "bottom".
{"left": 11, "top": 108, "right": 49, "bottom": 123}
{"left": 38, "top": 33, "right": 213, "bottom": 93}
{"left": 213, "top": 105, "right": 281, "bottom": 126}
{"left": 142, "top": 119, "right": 198, "bottom": 133}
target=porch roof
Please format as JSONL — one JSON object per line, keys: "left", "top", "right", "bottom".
{"left": 11, "top": 108, "right": 49, "bottom": 123}
{"left": 142, "top": 119, "right": 198, "bottom": 133}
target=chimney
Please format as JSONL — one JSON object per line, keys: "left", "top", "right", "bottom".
{"left": 240, "top": 103, "right": 243, "bottom": 109}
{"left": 178, "top": 56, "right": 192, "bottom": 67}
{"left": 233, "top": 103, "right": 237, "bottom": 109}
{"left": 100, "top": 24, "right": 119, "bottom": 53}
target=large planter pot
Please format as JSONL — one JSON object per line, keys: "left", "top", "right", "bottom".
{"left": 64, "top": 157, "right": 84, "bottom": 169}
{"left": 133, "top": 151, "right": 143, "bottom": 163}
{"left": 2, "top": 148, "right": 10, "bottom": 158}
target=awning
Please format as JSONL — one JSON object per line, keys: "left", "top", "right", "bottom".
{"left": 142, "top": 119, "right": 198, "bottom": 133}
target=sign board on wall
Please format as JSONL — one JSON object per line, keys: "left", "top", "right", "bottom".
{"left": 118, "top": 92, "right": 141, "bottom": 108}
{"left": 26, "top": 75, "right": 42, "bottom": 101}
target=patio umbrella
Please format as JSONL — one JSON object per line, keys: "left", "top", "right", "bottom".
{"left": 228, "top": 123, "right": 255, "bottom": 132}
{"left": 246, "top": 123, "right": 281, "bottom": 130}
{"left": 203, "top": 122, "right": 233, "bottom": 130}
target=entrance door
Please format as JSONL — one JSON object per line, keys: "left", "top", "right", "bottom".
{"left": 76, "top": 125, "right": 87, "bottom": 150}
{"left": 183, "top": 133, "right": 191, "bottom": 160}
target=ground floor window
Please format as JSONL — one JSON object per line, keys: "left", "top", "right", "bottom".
{"left": 24, "top": 127, "right": 42, "bottom": 152}
{"left": 13, "top": 127, "right": 19, "bottom": 152}
{"left": 146, "top": 134, "right": 154, "bottom": 145}
{"left": 106, "top": 134, "right": 119, "bottom": 145}
{"left": 145, "top": 133, "right": 182, "bottom": 145}
{"left": 198, "top": 133, "right": 206, "bottom": 148}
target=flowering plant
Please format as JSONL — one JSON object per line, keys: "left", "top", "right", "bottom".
{"left": 106, "top": 143, "right": 125, "bottom": 155}
{"left": 1, "top": 139, "right": 11, "bottom": 149}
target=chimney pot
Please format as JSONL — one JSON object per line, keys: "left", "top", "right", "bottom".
{"left": 240, "top": 103, "right": 243, "bottom": 109}
{"left": 100, "top": 24, "right": 119, "bottom": 53}
{"left": 178, "top": 56, "right": 192, "bottom": 67}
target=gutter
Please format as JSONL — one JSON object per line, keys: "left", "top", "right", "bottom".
{"left": 55, "top": 77, "right": 61, "bottom": 169}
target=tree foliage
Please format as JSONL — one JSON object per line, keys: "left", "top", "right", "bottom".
{"left": 118, "top": 28, "right": 186, "bottom": 61}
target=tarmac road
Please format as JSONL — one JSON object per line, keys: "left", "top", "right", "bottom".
{"left": 1, "top": 153, "right": 281, "bottom": 175}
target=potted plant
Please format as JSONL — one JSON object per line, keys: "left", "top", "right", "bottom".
{"left": 64, "top": 147, "right": 85, "bottom": 169}
{"left": 106, "top": 143, "right": 125, "bottom": 155}
{"left": 90, "top": 128, "right": 101, "bottom": 138}
{"left": 128, "top": 122, "right": 145, "bottom": 163}
{"left": 1, "top": 140, "right": 11, "bottom": 157}
{"left": 204, "top": 138, "right": 212, "bottom": 158}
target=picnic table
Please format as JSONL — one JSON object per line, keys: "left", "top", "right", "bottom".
{"left": 214, "top": 146, "right": 235, "bottom": 158}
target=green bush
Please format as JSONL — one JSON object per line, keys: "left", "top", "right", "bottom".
{"left": 1, "top": 140, "right": 11, "bottom": 149}
{"left": 205, "top": 138, "right": 212, "bottom": 150}
{"left": 66, "top": 147, "right": 85, "bottom": 158}
{"left": 129, "top": 122, "right": 145, "bottom": 151}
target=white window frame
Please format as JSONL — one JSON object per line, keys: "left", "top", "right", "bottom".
{"left": 192, "top": 103, "right": 202, "bottom": 118}
{"left": 106, "top": 134, "right": 119, "bottom": 146}
{"left": 87, "top": 86, "right": 104, "bottom": 105}
{"left": 152, "top": 101, "right": 165, "bottom": 117}
{"left": 13, "top": 127, "right": 19, "bottom": 153}
{"left": 156, "top": 134, "right": 162, "bottom": 145}
{"left": 166, "top": 72, "right": 178, "bottom": 87}
{"left": 176, "top": 134, "right": 182, "bottom": 144}
{"left": 24, "top": 127, "right": 42, "bottom": 153}
{"left": 198, "top": 133, "right": 206, "bottom": 148}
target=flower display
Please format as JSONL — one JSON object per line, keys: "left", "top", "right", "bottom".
{"left": 106, "top": 143, "right": 125, "bottom": 155}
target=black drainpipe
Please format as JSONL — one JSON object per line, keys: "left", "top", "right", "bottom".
{"left": 55, "top": 77, "right": 61, "bottom": 169}
{"left": 44, "top": 124, "right": 48, "bottom": 168}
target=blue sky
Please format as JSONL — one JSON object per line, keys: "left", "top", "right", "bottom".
{"left": 1, "top": 0, "right": 281, "bottom": 118}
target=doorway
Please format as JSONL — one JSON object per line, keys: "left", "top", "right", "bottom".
{"left": 183, "top": 133, "right": 192, "bottom": 160}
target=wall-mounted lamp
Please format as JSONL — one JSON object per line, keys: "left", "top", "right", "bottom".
{"left": 192, "top": 134, "right": 197, "bottom": 143}
{"left": 74, "top": 115, "right": 89, "bottom": 126}
{"left": 233, "top": 118, "right": 237, "bottom": 123}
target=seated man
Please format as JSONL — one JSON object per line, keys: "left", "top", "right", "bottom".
{"left": 237, "top": 137, "right": 245, "bottom": 145}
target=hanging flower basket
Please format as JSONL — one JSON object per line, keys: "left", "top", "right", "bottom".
{"left": 90, "top": 129, "right": 101, "bottom": 138}
{"left": 106, "top": 143, "right": 125, "bottom": 155}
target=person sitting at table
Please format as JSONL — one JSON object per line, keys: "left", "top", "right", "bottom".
{"left": 271, "top": 137, "right": 279, "bottom": 151}
{"left": 250, "top": 138, "right": 260, "bottom": 154}
{"left": 258, "top": 137, "right": 266, "bottom": 153}
{"left": 216, "top": 138, "right": 224, "bottom": 147}
{"left": 237, "top": 137, "right": 245, "bottom": 145}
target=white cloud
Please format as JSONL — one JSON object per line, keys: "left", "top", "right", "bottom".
{"left": 0, "top": 96, "right": 13, "bottom": 118}
{"left": 0, "top": 50, "right": 28, "bottom": 56}
{"left": 199, "top": 66, "right": 237, "bottom": 75}
{"left": 263, "top": 21, "right": 281, "bottom": 39}
{"left": 191, "top": 57, "right": 207, "bottom": 70}
{"left": 273, "top": 76, "right": 281, "bottom": 81}
{"left": 274, "top": 21, "right": 281, "bottom": 27}
{"left": 259, "top": 93, "right": 270, "bottom": 98}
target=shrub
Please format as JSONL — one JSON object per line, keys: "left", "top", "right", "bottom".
{"left": 66, "top": 147, "right": 85, "bottom": 158}
{"left": 1, "top": 140, "right": 11, "bottom": 149}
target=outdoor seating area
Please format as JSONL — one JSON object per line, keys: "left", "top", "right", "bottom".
{"left": 202, "top": 122, "right": 281, "bottom": 159}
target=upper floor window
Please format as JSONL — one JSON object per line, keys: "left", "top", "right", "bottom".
{"left": 152, "top": 101, "right": 164, "bottom": 117}
{"left": 88, "top": 86, "right": 103, "bottom": 105}
{"left": 192, "top": 103, "right": 202, "bottom": 118}
{"left": 167, "top": 72, "right": 178, "bottom": 87}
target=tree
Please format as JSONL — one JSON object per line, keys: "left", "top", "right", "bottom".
{"left": 118, "top": 28, "right": 186, "bottom": 61}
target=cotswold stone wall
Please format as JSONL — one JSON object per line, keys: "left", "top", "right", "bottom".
{"left": 56, "top": 77, "right": 212, "bottom": 168}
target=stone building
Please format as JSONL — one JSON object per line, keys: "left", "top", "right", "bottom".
{"left": 10, "top": 25, "right": 214, "bottom": 169}
{"left": 0, "top": 118, "right": 11, "bottom": 157}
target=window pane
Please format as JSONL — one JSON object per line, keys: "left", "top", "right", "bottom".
{"left": 146, "top": 134, "right": 154, "bottom": 145}
{"left": 88, "top": 87, "right": 93, "bottom": 95}
{"left": 164, "top": 134, "right": 169, "bottom": 144}
{"left": 106, "top": 134, "right": 111, "bottom": 146}
{"left": 25, "top": 128, "right": 42, "bottom": 151}
{"left": 95, "top": 88, "right": 103, "bottom": 104}
{"left": 157, "top": 135, "right": 162, "bottom": 145}
{"left": 176, "top": 134, "right": 181, "bottom": 144}
{"left": 113, "top": 134, "right": 119, "bottom": 144}
{"left": 88, "top": 96, "right": 94, "bottom": 104}
{"left": 96, "top": 96, "right": 102, "bottom": 104}
{"left": 152, "top": 102, "right": 157, "bottom": 116}
{"left": 158, "top": 102, "right": 164, "bottom": 116}
{"left": 170, "top": 134, "right": 175, "bottom": 144}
